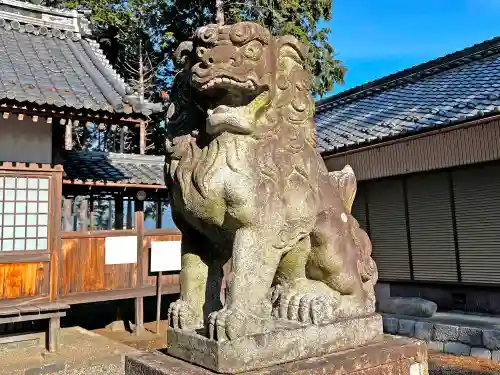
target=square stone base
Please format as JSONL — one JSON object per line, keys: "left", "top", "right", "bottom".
{"left": 125, "top": 336, "right": 428, "bottom": 375}
{"left": 168, "top": 314, "right": 383, "bottom": 373}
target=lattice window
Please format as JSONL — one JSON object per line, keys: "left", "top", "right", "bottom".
{"left": 0, "top": 176, "right": 49, "bottom": 251}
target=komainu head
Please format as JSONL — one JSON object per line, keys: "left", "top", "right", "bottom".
{"left": 171, "top": 22, "right": 315, "bottom": 143}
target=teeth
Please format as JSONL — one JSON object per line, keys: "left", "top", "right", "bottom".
{"left": 201, "top": 77, "right": 256, "bottom": 90}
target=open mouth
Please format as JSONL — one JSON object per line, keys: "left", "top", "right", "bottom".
{"left": 201, "top": 77, "right": 256, "bottom": 92}
{"left": 197, "top": 75, "right": 267, "bottom": 111}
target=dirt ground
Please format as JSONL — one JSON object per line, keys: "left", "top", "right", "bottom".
{"left": 429, "top": 351, "right": 500, "bottom": 375}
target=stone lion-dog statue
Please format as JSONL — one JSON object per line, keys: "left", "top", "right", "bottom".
{"left": 164, "top": 21, "right": 378, "bottom": 342}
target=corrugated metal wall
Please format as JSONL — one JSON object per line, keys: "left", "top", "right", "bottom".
{"left": 359, "top": 162, "right": 500, "bottom": 285}
{"left": 406, "top": 172, "right": 458, "bottom": 282}
{"left": 453, "top": 164, "right": 500, "bottom": 284}
{"left": 366, "top": 179, "right": 411, "bottom": 281}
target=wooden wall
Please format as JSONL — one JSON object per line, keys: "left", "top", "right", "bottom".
{"left": 0, "top": 263, "right": 49, "bottom": 300}
{"left": 58, "top": 231, "right": 181, "bottom": 301}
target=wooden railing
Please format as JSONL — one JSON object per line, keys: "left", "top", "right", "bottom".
{"left": 57, "top": 229, "right": 181, "bottom": 305}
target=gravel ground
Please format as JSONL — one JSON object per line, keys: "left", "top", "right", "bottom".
{"left": 429, "top": 351, "right": 500, "bottom": 375}
{"left": 51, "top": 364, "right": 124, "bottom": 375}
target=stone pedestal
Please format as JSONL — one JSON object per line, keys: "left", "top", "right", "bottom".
{"left": 125, "top": 336, "right": 428, "bottom": 375}
{"left": 168, "top": 314, "right": 383, "bottom": 373}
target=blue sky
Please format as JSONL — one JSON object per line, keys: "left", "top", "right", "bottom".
{"left": 326, "top": 0, "right": 500, "bottom": 95}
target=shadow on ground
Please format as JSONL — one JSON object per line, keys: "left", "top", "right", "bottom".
{"left": 61, "top": 294, "right": 179, "bottom": 331}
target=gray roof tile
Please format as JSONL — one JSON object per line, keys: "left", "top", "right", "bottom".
{"left": 63, "top": 151, "right": 165, "bottom": 186}
{"left": 0, "top": 0, "right": 162, "bottom": 116}
{"left": 316, "top": 36, "right": 500, "bottom": 154}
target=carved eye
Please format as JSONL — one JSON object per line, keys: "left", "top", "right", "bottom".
{"left": 196, "top": 47, "right": 207, "bottom": 58}
{"left": 243, "top": 41, "right": 263, "bottom": 60}
{"left": 198, "top": 25, "right": 218, "bottom": 43}
{"left": 230, "top": 23, "right": 252, "bottom": 44}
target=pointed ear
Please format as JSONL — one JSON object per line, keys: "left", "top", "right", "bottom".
{"left": 329, "top": 165, "right": 357, "bottom": 213}
{"left": 276, "top": 35, "right": 309, "bottom": 63}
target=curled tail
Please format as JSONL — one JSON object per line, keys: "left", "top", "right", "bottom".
{"left": 329, "top": 165, "right": 377, "bottom": 284}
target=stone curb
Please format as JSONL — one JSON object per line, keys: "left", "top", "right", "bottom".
{"left": 382, "top": 314, "right": 500, "bottom": 361}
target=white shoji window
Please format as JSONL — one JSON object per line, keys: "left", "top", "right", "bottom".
{"left": 0, "top": 176, "right": 49, "bottom": 251}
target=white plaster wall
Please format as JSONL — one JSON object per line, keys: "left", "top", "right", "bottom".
{"left": 0, "top": 117, "right": 52, "bottom": 164}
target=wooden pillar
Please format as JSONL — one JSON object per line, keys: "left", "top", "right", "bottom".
{"left": 79, "top": 198, "right": 88, "bottom": 232}
{"left": 115, "top": 194, "right": 124, "bottom": 230}
{"left": 156, "top": 199, "right": 162, "bottom": 229}
{"left": 120, "top": 126, "right": 127, "bottom": 153}
{"left": 89, "top": 192, "right": 95, "bottom": 231}
{"left": 108, "top": 198, "right": 113, "bottom": 229}
{"left": 154, "top": 197, "right": 163, "bottom": 333}
{"left": 64, "top": 119, "right": 72, "bottom": 151}
{"left": 126, "top": 198, "right": 133, "bottom": 229}
{"left": 134, "top": 199, "right": 145, "bottom": 336}
{"left": 62, "top": 198, "right": 73, "bottom": 232}
{"left": 139, "top": 121, "right": 146, "bottom": 155}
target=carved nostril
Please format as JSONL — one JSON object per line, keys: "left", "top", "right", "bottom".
{"left": 208, "top": 57, "right": 214, "bottom": 64}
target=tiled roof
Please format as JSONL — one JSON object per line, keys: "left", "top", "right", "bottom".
{"left": 63, "top": 151, "right": 165, "bottom": 186}
{"left": 0, "top": 0, "right": 162, "bottom": 115}
{"left": 316, "top": 36, "right": 500, "bottom": 154}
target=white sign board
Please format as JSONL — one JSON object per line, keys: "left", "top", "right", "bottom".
{"left": 150, "top": 241, "right": 182, "bottom": 272}
{"left": 105, "top": 236, "right": 137, "bottom": 265}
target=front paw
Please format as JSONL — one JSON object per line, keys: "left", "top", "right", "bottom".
{"left": 208, "top": 307, "right": 266, "bottom": 341}
{"left": 168, "top": 299, "right": 203, "bottom": 330}
{"left": 275, "top": 291, "right": 340, "bottom": 325}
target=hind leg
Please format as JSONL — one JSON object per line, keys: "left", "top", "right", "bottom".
{"left": 306, "top": 211, "right": 372, "bottom": 319}
{"left": 273, "top": 236, "right": 340, "bottom": 324}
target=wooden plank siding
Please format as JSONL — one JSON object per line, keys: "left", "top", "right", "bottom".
{"left": 58, "top": 231, "right": 181, "bottom": 299}
{"left": 0, "top": 263, "right": 49, "bottom": 299}
{"left": 324, "top": 117, "right": 500, "bottom": 181}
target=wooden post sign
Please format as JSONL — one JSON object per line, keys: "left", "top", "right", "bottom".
{"left": 150, "top": 240, "right": 181, "bottom": 333}
{"left": 150, "top": 241, "right": 182, "bottom": 273}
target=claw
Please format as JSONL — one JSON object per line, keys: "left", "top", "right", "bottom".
{"left": 298, "top": 295, "right": 314, "bottom": 324}
{"left": 288, "top": 294, "right": 301, "bottom": 321}
{"left": 279, "top": 293, "right": 291, "bottom": 319}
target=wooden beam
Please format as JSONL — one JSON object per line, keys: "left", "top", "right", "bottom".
{"left": 50, "top": 170, "right": 64, "bottom": 303}
{"left": 134, "top": 199, "right": 145, "bottom": 336}
{"left": 64, "top": 119, "right": 73, "bottom": 151}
